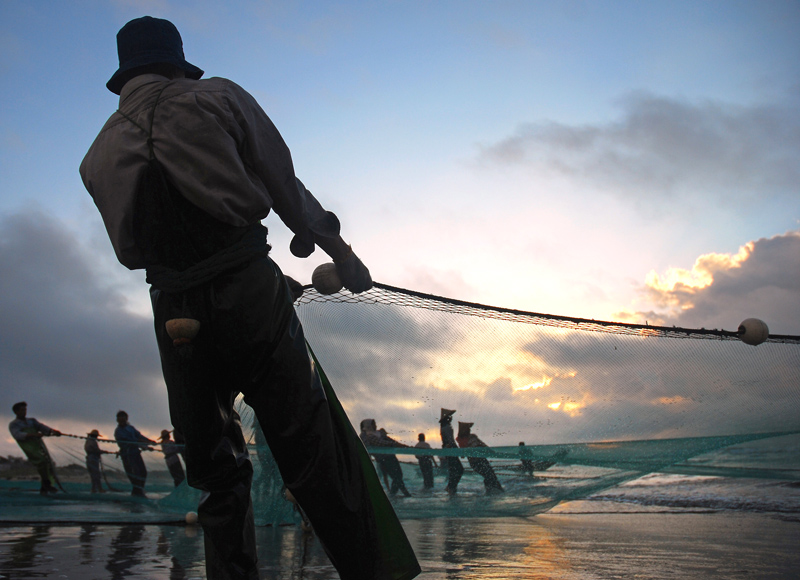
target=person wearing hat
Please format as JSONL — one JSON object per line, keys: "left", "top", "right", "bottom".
{"left": 80, "top": 16, "right": 418, "bottom": 580}
{"left": 438, "top": 408, "right": 464, "bottom": 495}
{"left": 114, "top": 410, "right": 156, "bottom": 497}
{"left": 159, "top": 429, "right": 185, "bottom": 487}
{"left": 456, "top": 422, "right": 503, "bottom": 494}
{"left": 84, "top": 429, "right": 113, "bottom": 493}
{"left": 8, "top": 402, "right": 62, "bottom": 495}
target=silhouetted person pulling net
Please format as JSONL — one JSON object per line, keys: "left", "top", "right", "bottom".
{"left": 8, "top": 402, "right": 62, "bottom": 495}
{"left": 80, "top": 16, "right": 419, "bottom": 580}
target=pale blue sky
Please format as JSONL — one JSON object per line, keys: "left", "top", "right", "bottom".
{"left": 1, "top": 1, "right": 798, "bottom": 452}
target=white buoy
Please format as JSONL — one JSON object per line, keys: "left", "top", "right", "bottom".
{"left": 738, "top": 318, "right": 769, "bottom": 346}
{"left": 185, "top": 511, "right": 199, "bottom": 525}
{"left": 312, "top": 262, "right": 343, "bottom": 295}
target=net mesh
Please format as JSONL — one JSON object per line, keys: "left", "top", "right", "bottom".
{"left": 2, "top": 283, "right": 798, "bottom": 523}
{"left": 295, "top": 283, "right": 799, "bottom": 443}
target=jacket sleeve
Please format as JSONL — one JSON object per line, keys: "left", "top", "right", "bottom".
{"left": 224, "top": 82, "right": 340, "bottom": 257}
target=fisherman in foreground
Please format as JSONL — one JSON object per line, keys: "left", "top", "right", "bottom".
{"left": 80, "top": 16, "right": 419, "bottom": 580}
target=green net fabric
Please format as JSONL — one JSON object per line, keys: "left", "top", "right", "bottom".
{"left": 2, "top": 283, "right": 798, "bottom": 523}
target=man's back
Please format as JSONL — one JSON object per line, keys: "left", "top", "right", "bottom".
{"left": 81, "top": 74, "right": 297, "bottom": 270}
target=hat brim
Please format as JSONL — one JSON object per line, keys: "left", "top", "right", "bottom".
{"left": 107, "top": 57, "right": 204, "bottom": 95}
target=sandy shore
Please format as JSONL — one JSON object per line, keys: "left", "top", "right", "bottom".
{"left": 1, "top": 503, "right": 798, "bottom": 579}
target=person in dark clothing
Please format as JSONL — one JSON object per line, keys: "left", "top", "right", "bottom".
{"left": 519, "top": 441, "right": 535, "bottom": 476}
{"left": 439, "top": 408, "right": 464, "bottom": 495}
{"left": 414, "top": 433, "right": 436, "bottom": 489}
{"left": 359, "top": 419, "right": 412, "bottom": 497}
{"left": 114, "top": 411, "right": 156, "bottom": 497}
{"left": 85, "top": 429, "right": 113, "bottom": 493}
{"left": 159, "top": 430, "right": 186, "bottom": 487}
{"left": 456, "top": 422, "right": 503, "bottom": 494}
{"left": 80, "top": 16, "right": 418, "bottom": 580}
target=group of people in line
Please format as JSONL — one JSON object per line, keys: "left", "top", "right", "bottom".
{"left": 11, "top": 400, "right": 564, "bottom": 501}
{"left": 359, "top": 408, "right": 513, "bottom": 497}
{"left": 8, "top": 402, "right": 185, "bottom": 496}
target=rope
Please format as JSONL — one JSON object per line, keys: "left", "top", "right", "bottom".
{"left": 58, "top": 432, "right": 182, "bottom": 453}
{"left": 297, "top": 282, "right": 800, "bottom": 344}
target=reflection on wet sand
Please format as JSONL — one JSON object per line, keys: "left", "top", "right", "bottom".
{"left": 1, "top": 512, "right": 799, "bottom": 579}
{"left": 107, "top": 524, "right": 145, "bottom": 578}
{"left": 0, "top": 519, "right": 568, "bottom": 579}
{"left": 3, "top": 524, "right": 51, "bottom": 574}
{"left": 406, "top": 518, "right": 572, "bottom": 579}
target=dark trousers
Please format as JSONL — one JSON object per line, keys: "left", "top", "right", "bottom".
{"left": 120, "top": 453, "right": 147, "bottom": 496}
{"left": 153, "top": 256, "right": 418, "bottom": 580}
{"left": 467, "top": 457, "right": 503, "bottom": 493}
{"left": 417, "top": 456, "right": 434, "bottom": 488}
{"left": 444, "top": 455, "right": 464, "bottom": 492}
{"left": 87, "top": 456, "right": 102, "bottom": 492}
{"left": 376, "top": 455, "right": 409, "bottom": 496}
{"left": 165, "top": 456, "right": 186, "bottom": 487}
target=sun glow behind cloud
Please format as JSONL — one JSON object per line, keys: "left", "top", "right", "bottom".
{"left": 413, "top": 327, "right": 557, "bottom": 397}
{"left": 516, "top": 375, "right": 553, "bottom": 391}
{"left": 514, "top": 370, "right": 577, "bottom": 393}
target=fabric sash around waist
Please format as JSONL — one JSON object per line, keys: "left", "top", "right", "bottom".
{"left": 146, "top": 226, "right": 270, "bottom": 293}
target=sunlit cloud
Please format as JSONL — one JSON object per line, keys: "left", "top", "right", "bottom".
{"left": 517, "top": 375, "right": 553, "bottom": 392}
{"left": 514, "top": 370, "right": 577, "bottom": 392}
{"left": 654, "top": 396, "right": 693, "bottom": 406}
{"left": 644, "top": 243, "right": 753, "bottom": 310}
{"left": 388, "top": 398, "right": 428, "bottom": 411}
{"left": 624, "top": 231, "right": 800, "bottom": 334}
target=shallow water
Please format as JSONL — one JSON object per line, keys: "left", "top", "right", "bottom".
{"left": 1, "top": 507, "right": 798, "bottom": 579}
{"left": 2, "top": 453, "right": 799, "bottom": 579}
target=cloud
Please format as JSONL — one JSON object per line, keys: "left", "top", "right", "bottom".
{"left": 0, "top": 209, "right": 165, "bottom": 439}
{"left": 625, "top": 230, "right": 800, "bottom": 335}
{"left": 478, "top": 92, "right": 800, "bottom": 211}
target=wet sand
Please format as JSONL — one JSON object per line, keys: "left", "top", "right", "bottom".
{"left": 1, "top": 505, "right": 798, "bottom": 579}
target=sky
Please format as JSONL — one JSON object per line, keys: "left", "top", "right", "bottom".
{"left": 1, "top": 0, "right": 799, "bottom": 458}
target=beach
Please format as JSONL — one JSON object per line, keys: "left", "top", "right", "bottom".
{"left": 1, "top": 501, "right": 798, "bottom": 579}
{"left": 2, "top": 451, "right": 799, "bottom": 579}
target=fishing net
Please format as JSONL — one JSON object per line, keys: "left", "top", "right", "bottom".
{"left": 2, "top": 283, "right": 798, "bottom": 523}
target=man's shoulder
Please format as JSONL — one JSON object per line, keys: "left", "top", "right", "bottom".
{"left": 170, "top": 76, "right": 250, "bottom": 100}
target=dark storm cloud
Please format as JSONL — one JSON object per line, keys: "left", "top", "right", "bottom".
{"left": 296, "top": 296, "right": 465, "bottom": 439}
{"left": 479, "top": 92, "right": 800, "bottom": 209}
{"left": 0, "top": 209, "right": 165, "bottom": 426}
{"left": 515, "top": 328, "right": 799, "bottom": 442}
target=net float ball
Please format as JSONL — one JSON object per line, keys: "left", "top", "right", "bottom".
{"left": 185, "top": 511, "right": 199, "bottom": 525}
{"left": 738, "top": 318, "right": 769, "bottom": 346}
{"left": 165, "top": 318, "right": 201, "bottom": 345}
{"left": 312, "top": 262, "right": 343, "bottom": 295}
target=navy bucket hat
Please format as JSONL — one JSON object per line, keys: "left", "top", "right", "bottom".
{"left": 107, "top": 16, "right": 204, "bottom": 95}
